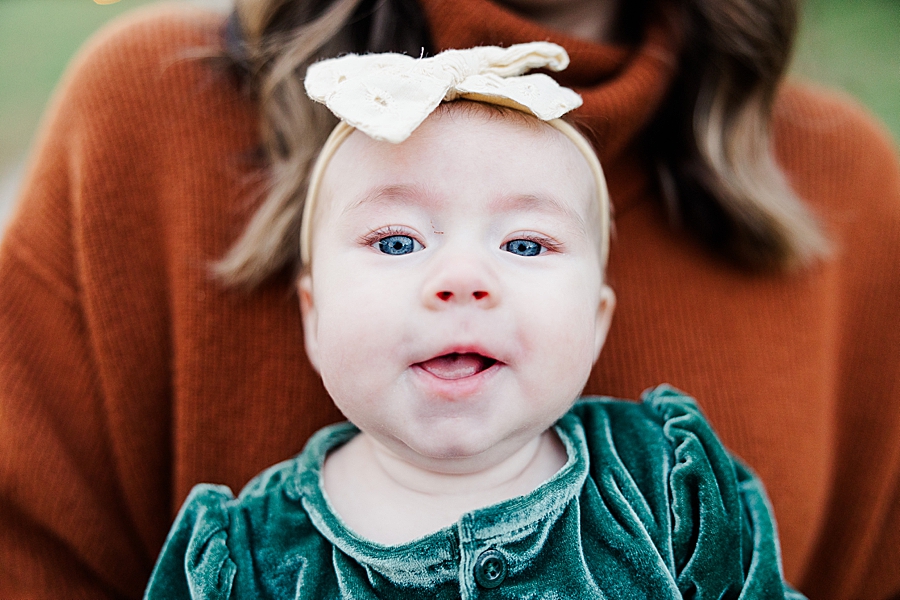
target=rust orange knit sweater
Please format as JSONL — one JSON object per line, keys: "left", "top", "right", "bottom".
{"left": 1, "top": 3, "right": 898, "bottom": 599}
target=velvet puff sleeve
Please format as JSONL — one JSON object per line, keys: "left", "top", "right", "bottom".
{"left": 574, "top": 386, "right": 805, "bottom": 599}
{"left": 648, "top": 387, "right": 804, "bottom": 598}
{"left": 144, "top": 485, "right": 238, "bottom": 600}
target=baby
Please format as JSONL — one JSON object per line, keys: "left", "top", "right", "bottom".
{"left": 145, "top": 44, "right": 804, "bottom": 599}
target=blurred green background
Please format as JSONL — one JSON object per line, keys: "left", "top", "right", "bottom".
{"left": 791, "top": 0, "right": 899, "bottom": 141}
{"left": 0, "top": 0, "right": 898, "bottom": 218}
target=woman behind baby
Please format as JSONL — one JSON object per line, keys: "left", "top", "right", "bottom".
{"left": 145, "top": 45, "right": 803, "bottom": 599}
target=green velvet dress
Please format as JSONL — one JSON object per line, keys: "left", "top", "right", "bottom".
{"left": 144, "top": 386, "right": 805, "bottom": 599}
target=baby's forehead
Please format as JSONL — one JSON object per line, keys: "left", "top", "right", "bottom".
{"left": 425, "top": 101, "right": 578, "bottom": 155}
{"left": 323, "top": 104, "right": 597, "bottom": 203}
{"left": 326, "top": 133, "right": 594, "bottom": 231}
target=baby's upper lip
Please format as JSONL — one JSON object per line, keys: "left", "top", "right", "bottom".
{"left": 412, "top": 344, "right": 503, "bottom": 366}
{"left": 412, "top": 346, "right": 502, "bottom": 381}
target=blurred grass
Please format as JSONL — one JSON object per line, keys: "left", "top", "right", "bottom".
{"left": 0, "top": 0, "right": 160, "bottom": 166}
{"left": 792, "top": 0, "right": 900, "bottom": 143}
{"left": 0, "top": 0, "right": 897, "bottom": 168}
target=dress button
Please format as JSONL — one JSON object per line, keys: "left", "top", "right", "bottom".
{"left": 473, "top": 549, "right": 507, "bottom": 589}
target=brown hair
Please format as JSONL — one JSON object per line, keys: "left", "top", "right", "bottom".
{"left": 645, "top": 0, "right": 829, "bottom": 269}
{"left": 215, "top": 0, "right": 828, "bottom": 287}
{"left": 214, "top": 0, "right": 431, "bottom": 286}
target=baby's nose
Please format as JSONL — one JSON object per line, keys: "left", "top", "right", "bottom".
{"left": 435, "top": 290, "right": 490, "bottom": 302}
{"left": 423, "top": 257, "right": 499, "bottom": 308}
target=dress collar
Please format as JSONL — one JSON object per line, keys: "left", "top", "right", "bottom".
{"left": 288, "top": 413, "right": 590, "bottom": 583}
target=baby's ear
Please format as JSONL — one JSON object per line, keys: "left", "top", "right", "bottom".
{"left": 297, "top": 274, "right": 320, "bottom": 373}
{"left": 593, "top": 285, "right": 616, "bottom": 362}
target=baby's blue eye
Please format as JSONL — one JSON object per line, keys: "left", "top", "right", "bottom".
{"left": 378, "top": 235, "right": 421, "bottom": 255}
{"left": 504, "top": 239, "right": 542, "bottom": 256}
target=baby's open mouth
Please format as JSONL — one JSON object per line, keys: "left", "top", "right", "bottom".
{"left": 416, "top": 353, "right": 498, "bottom": 380}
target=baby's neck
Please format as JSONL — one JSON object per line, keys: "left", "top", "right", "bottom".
{"left": 322, "top": 429, "right": 567, "bottom": 545}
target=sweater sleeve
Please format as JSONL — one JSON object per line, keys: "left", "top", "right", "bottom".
{"left": 0, "top": 60, "right": 146, "bottom": 600}
{"left": 0, "top": 7, "right": 216, "bottom": 598}
{"left": 772, "top": 85, "right": 900, "bottom": 600}
{"left": 144, "top": 485, "right": 237, "bottom": 600}
{"left": 0, "top": 244, "right": 148, "bottom": 599}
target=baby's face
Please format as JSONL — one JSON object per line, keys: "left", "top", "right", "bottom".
{"left": 299, "top": 107, "right": 614, "bottom": 472}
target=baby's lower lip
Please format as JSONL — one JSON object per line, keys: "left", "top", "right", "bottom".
{"left": 415, "top": 353, "right": 498, "bottom": 380}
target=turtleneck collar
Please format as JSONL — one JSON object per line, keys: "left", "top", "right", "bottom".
{"left": 417, "top": 0, "right": 681, "bottom": 213}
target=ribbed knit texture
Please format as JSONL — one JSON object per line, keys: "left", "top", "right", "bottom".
{"left": 0, "top": 3, "right": 898, "bottom": 599}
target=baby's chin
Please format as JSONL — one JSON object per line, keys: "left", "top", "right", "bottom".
{"left": 378, "top": 427, "right": 549, "bottom": 475}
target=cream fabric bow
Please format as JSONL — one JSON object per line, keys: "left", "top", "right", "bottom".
{"left": 304, "top": 42, "right": 583, "bottom": 143}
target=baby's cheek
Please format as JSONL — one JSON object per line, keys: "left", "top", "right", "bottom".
{"left": 539, "top": 301, "right": 598, "bottom": 373}
{"left": 315, "top": 295, "right": 405, "bottom": 380}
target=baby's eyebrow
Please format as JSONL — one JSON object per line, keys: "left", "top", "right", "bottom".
{"left": 343, "top": 185, "right": 590, "bottom": 236}
{"left": 491, "top": 193, "right": 588, "bottom": 234}
{"left": 342, "top": 184, "right": 433, "bottom": 216}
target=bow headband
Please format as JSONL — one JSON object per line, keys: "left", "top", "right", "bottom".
{"left": 300, "top": 42, "right": 610, "bottom": 266}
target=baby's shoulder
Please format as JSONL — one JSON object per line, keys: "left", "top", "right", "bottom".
{"left": 568, "top": 387, "right": 802, "bottom": 597}
{"left": 572, "top": 383, "right": 709, "bottom": 446}
{"left": 146, "top": 457, "right": 325, "bottom": 598}
{"left": 569, "top": 384, "right": 736, "bottom": 511}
